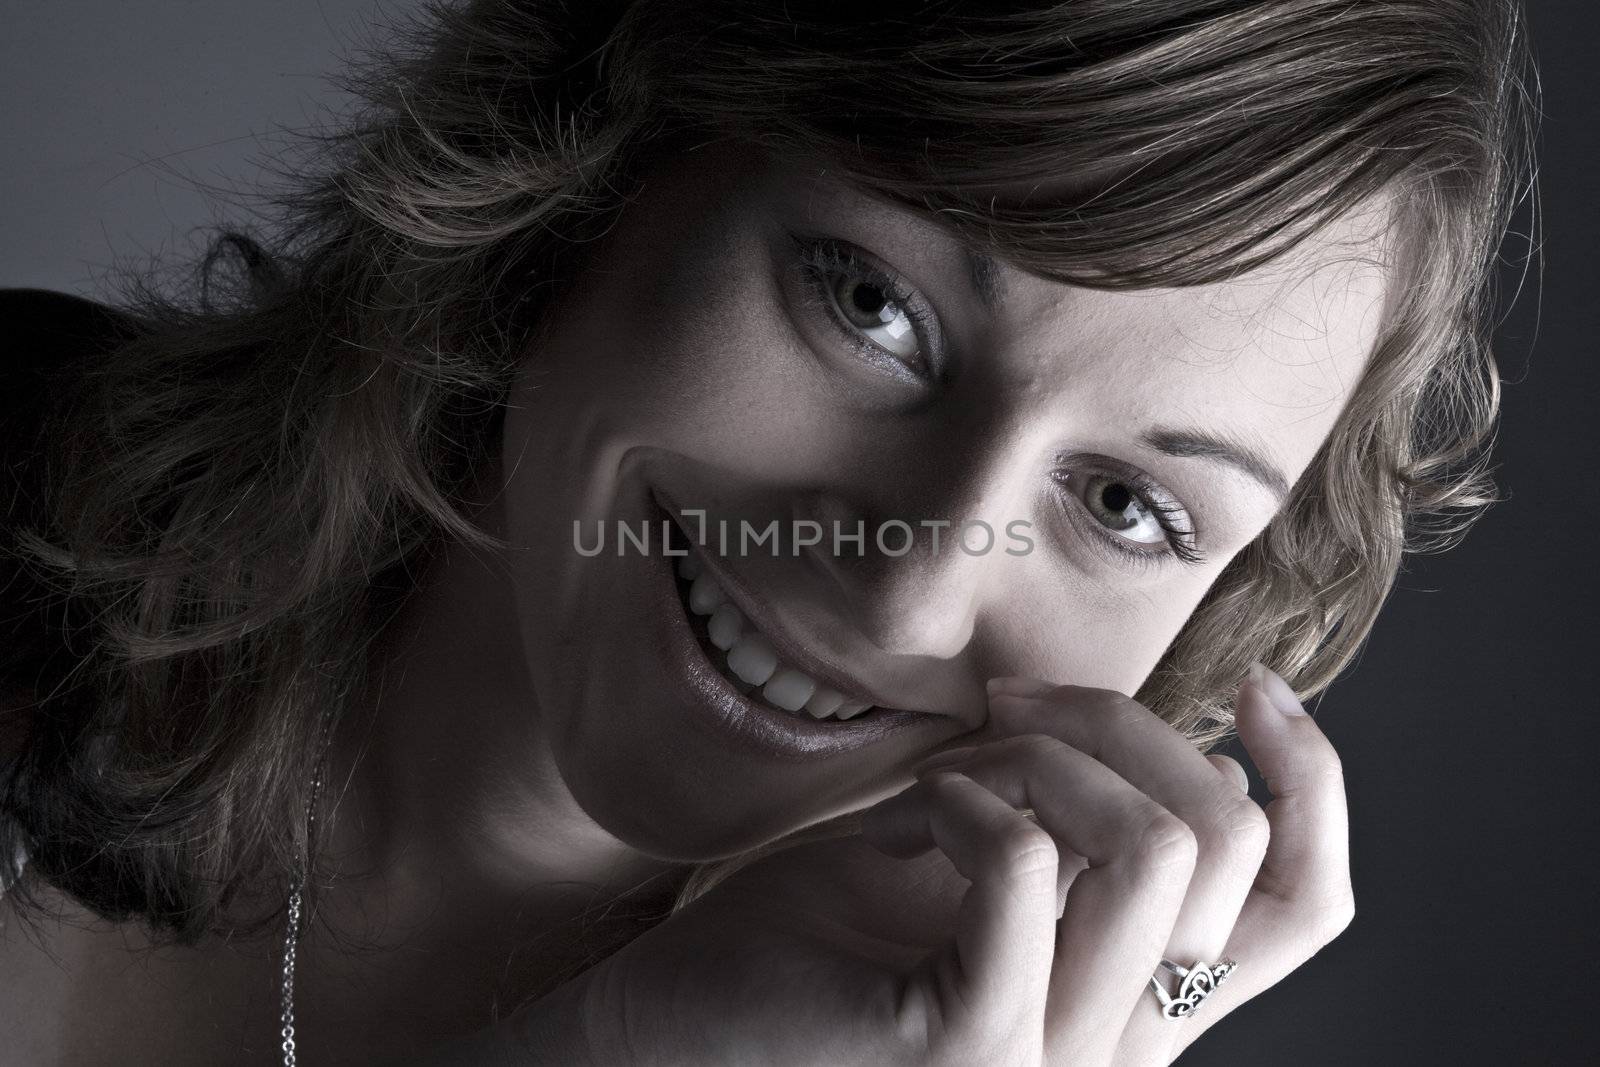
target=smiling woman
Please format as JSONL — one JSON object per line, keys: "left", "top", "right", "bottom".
{"left": 0, "top": 1, "right": 1535, "bottom": 1064}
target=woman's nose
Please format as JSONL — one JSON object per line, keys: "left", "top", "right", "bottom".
{"left": 797, "top": 467, "right": 1030, "bottom": 661}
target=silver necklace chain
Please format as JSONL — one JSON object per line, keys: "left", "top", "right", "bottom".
{"left": 279, "top": 873, "right": 307, "bottom": 1066}
{"left": 280, "top": 714, "right": 334, "bottom": 1067}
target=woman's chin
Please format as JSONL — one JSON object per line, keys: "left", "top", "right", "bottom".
{"left": 526, "top": 550, "right": 891, "bottom": 860}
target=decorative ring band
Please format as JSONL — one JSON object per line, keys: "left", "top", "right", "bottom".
{"left": 1148, "top": 957, "right": 1237, "bottom": 1020}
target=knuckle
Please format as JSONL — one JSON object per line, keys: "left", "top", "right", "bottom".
{"left": 1103, "top": 691, "right": 1151, "bottom": 729}
{"left": 1303, "top": 744, "right": 1347, "bottom": 789}
{"left": 1210, "top": 797, "right": 1271, "bottom": 863}
{"left": 995, "top": 824, "right": 1059, "bottom": 887}
{"left": 1129, "top": 811, "right": 1199, "bottom": 877}
{"left": 1278, "top": 883, "right": 1356, "bottom": 949}
{"left": 921, "top": 769, "right": 970, "bottom": 800}
{"left": 1289, "top": 901, "right": 1357, "bottom": 957}
{"left": 1313, "top": 891, "right": 1357, "bottom": 944}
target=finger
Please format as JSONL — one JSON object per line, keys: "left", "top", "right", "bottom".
{"left": 1208, "top": 754, "right": 1249, "bottom": 793}
{"left": 861, "top": 770, "right": 1058, "bottom": 1037}
{"left": 1236, "top": 665, "right": 1350, "bottom": 909}
{"left": 1168, "top": 666, "right": 1355, "bottom": 1055}
{"left": 889, "top": 734, "right": 1196, "bottom": 1064}
{"left": 985, "top": 689, "right": 1266, "bottom": 885}
{"left": 897, "top": 745, "right": 1094, "bottom": 915}
{"left": 986, "top": 675, "right": 1058, "bottom": 700}
{"left": 986, "top": 689, "right": 1269, "bottom": 1060}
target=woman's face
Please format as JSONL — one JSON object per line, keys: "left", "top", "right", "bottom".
{"left": 494, "top": 140, "right": 1392, "bottom": 862}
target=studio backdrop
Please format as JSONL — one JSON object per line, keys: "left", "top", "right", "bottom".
{"left": 2, "top": 2, "right": 1591, "bottom": 1064}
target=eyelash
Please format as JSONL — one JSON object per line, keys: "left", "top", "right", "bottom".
{"left": 1050, "top": 465, "right": 1208, "bottom": 571}
{"left": 788, "top": 234, "right": 941, "bottom": 379}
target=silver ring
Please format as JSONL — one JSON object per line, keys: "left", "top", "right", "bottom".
{"left": 1148, "top": 957, "right": 1237, "bottom": 1019}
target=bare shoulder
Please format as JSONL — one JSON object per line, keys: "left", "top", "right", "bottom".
{"left": 0, "top": 882, "right": 104, "bottom": 1063}
{"left": 0, "top": 882, "right": 281, "bottom": 1065}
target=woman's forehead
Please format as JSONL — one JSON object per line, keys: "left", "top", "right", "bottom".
{"left": 1003, "top": 200, "right": 1395, "bottom": 374}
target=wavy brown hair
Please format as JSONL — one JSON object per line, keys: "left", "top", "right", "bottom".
{"left": 0, "top": 0, "right": 1537, "bottom": 948}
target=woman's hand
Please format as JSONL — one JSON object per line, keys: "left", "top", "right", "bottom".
{"left": 489, "top": 663, "right": 1352, "bottom": 1066}
{"left": 880, "top": 667, "right": 1355, "bottom": 1064}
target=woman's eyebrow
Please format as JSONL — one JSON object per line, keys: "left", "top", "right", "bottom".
{"left": 1138, "top": 425, "right": 1291, "bottom": 501}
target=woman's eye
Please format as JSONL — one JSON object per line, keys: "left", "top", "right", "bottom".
{"left": 789, "top": 235, "right": 941, "bottom": 381}
{"left": 827, "top": 274, "right": 920, "bottom": 363}
{"left": 1051, "top": 465, "right": 1206, "bottom": 568}
{"left": 1081, "top": 474, "right": 1169, "bottom": 546}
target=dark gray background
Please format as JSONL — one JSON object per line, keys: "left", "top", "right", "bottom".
{"left": 0, "top": 0, "right": 390, "bottom": 293}
{"left": 3, "top": 2, "right": 1592, "bottom": 1063}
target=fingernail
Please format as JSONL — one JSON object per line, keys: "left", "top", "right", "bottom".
{"left": 986, "top": 676, "right": 1055, "bottom": 699}
{"left": 1247, "top": 661, "right": 1307, "bottom": 716}
{"left": 911, "top": 745, "right": 978, "bottom": 776}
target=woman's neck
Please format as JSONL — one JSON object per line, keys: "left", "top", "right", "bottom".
{"left": 304, "top": 489, "right": 686, "bottom": 1025}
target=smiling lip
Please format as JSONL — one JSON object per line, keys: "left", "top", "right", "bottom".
{"left": 646, "top": 490, "right": 945, "bottom": 761}
{"left": 655, "top": 501, "right": 916, "bottom": 716}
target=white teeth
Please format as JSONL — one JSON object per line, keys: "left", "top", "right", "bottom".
{"left": 763, "top": 669, "right": 816, "bottom": 712}
{"left": 804, "top": 686, "right": 846, "bottom": 719}
{"left": 678, "top": 549, "right": 877, "bottom": 721}
{"left": 688, "top": 573, "right": 727, "bottom": 615}
{"left": 707, "top": 603, "right": 743, "bottom": 651}
{"left": 726, "top": 634, "right": 778, "bottom": 686}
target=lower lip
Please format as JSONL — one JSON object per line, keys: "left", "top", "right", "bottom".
{"left": 647, "top": 498, "right": 941, "bottom": 761}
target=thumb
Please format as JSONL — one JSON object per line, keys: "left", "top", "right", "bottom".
{"left": 1232, "top": 662, "right": 1350, "bottom": 900}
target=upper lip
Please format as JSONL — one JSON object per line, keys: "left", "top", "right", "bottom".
{"left": 654, "top": 492, "right": 968, "bottom": 719}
